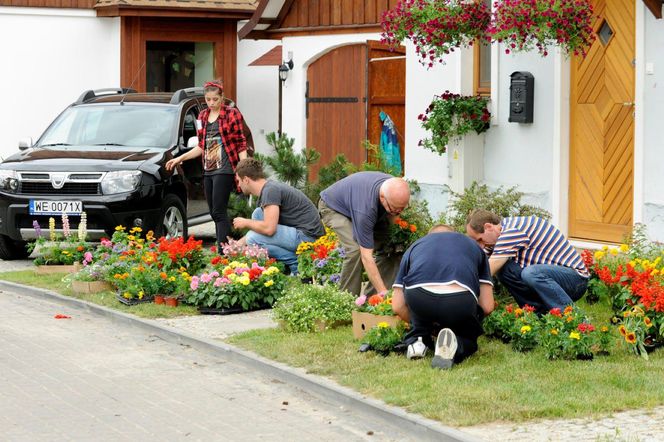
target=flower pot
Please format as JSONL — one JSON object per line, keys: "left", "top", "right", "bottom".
{"left": 164, "top": 297, "right": 179, "bottom": 307}
{"left": 351, "top": 311, "right": 404, "bottom": 340}
{"left": 35, "top": 262, "right": 82, "bottom": 275}
{"left": 154, "top": 295, "right": 165, "bottom": 305}
{"left": 71, "top": 280, "right": 112, "bottom": 294}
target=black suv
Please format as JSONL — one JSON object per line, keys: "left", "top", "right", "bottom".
{"left": 0, "top": 87, "right": 243, "bottom": 260}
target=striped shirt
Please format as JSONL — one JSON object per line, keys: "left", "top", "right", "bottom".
{"left": 491, "top": 216, "right": 589, "bottom": 277}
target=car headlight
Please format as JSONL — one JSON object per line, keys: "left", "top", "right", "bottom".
{"left": 101, "top": 171, "right": 142, "bottom": 194}
{"left": 0, "top": 170, "right": 18, "bottom": 193}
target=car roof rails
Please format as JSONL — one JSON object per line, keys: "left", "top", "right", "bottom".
{"left": 76, "top": 88, "right": 137, "bottom": 104}
{"left": 170, "top": 87, "right": 205, "bottom": 104}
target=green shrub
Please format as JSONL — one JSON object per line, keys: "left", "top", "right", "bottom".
{"left": 272, "top": 283, "right": 355, "bottom": 333}
{"left": 255, "top": 132, "right": 320, "bottom": 190}
{"left": 445, "top": 181, "right": 551, "bottom": 232}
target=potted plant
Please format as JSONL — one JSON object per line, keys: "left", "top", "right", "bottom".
{"left": 70, "top": 261, "right": 112, "bottom": 294}
{"left": 381, "top": 0, "right": 491, "bottom": 67}
{"left": 418, "top": 91, "right": 491, "bottom": 155}
{"left": 296, "top": 228, "right": 344, "bottom": 285}
{"left": 352, "top": 292, "right": 405, "bottom": 339}
{"left": 489, "top": 0, "right": 595, "bottom": 57}
{"left": 272, "top": 283, "right": 355, "bottom": 333}
{"left": 362, "top": 321, "right": 407, "bottom": 356}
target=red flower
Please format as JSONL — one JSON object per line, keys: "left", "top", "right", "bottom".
{"left": 549, "top": 308, "right": 562, "bottom": 317}
{"left": 368, "top": 294, "right": 384, "bottom": 306}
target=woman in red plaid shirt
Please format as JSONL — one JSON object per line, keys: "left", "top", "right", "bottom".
{"left": 166, "top": 79, "right": 248, "bottom": 249}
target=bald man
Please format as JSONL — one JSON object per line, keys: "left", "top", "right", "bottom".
{"left": 318, "top": 171, "right": 410, "bottom": 297}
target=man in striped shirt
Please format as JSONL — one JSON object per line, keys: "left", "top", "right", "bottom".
{"left": 465, "top": 209, "right": 588, "bottom": 312}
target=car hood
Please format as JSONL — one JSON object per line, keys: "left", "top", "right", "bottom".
{"left": 0, "top": 146, "right": 168, "bottom": 172}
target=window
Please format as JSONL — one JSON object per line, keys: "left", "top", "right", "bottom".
{"left": 473, "top": 0, "right": 492, "bottom": 96}
{"left": 146, "top": 41, "right": 214, "bottom": 93}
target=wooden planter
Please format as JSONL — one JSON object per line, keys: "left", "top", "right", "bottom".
{"left": 35, "top": 262, "right": 81, "bottom": 275}
{"left": 351, "top": 311, "right": 404, "bottom": 339}
{"left": 71, "top": 280, "right": 113, "bottom": 294}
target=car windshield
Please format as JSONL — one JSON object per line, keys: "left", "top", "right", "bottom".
{"left": 38, "top": 104, "right": 178, "bottom": 148}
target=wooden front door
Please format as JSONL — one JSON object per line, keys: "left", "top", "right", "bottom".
{"left": 306, "top": 44, "right": 367, "bottom": 180}
{"left": 367, "top": 41, "right": 406, "bottom": 174}
{"left": 569, "top": 0, "right": 635, "bottom": 242}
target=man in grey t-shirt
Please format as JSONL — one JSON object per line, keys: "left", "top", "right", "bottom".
{"left": 233, "top": 158, "right": 325, "bottom": 274}
{"left": 319, "top": 171, "right": 410, "bottom": 297}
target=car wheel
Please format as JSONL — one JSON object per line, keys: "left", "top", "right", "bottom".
{"left": 0, "top": 235, "right": 29, "bottom": 260}
{"left": 156, "top": 195, "right": 188, "bottom": 239}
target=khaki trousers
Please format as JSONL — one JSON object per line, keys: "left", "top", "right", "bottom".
{"left": 318, "top": 199, "right": 401, "bottom": 297}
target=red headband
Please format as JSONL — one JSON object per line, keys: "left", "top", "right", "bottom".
{"left": 203, "top": 82, "right": 223, "bottom": 92}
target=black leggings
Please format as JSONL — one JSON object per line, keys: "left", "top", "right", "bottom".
{"left": 404, "top": 288, "right": 484, "bottom": 364}
{"left": 203, "top": 173, "right": 235, "bottom": 248}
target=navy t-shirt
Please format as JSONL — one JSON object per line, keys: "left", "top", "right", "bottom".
{"left": 393, "top": 232, "right": 493, "bottom": 300}
{"left": 320, "top": 171, "right": 390, "bottom": 249}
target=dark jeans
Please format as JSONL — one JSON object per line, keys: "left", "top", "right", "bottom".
{"left": 498, "top": 259, "right": 588, "bottom": 313}
{"left": 203, "top": 173, "right": 235, "bottom": 249}
{"left": 404, "top": 288, "right": 484, "bottom": 364}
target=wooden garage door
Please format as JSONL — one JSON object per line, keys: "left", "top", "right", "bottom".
{"left": 569, "top": 0, "right": 635, "bottom": 242}
{"left": 306, "top": 44, "right": 367, "bottom": 181}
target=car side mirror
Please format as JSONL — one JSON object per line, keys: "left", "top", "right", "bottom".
{"left": 186, "top": 136, "right": 199, "bottom": 149}
{"left": 18, "top": 137, "right": 33, "bottom": 150}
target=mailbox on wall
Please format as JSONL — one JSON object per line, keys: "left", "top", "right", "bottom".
{"left": 508, "top": 71, "right": 534, "bottom": 123}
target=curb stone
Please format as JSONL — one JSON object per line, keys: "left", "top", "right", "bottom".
{"left": 0, "top": 280, "right": 481, "bottom": 442}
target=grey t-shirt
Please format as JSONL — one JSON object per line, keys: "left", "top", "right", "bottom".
{"left": 320, "top": 171, "right": 390, "bottom": 249}
{"left": 258, "top": 180, "right": 325, "bottom": 239}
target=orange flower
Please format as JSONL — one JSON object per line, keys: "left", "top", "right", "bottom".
{"left": 160, "top": 272, "right": 167, "bottom": 279}
{"left": 564, "top": 305, "right": 573, "bottom": 315}
{"left": 409, "top": 224, "right": 417, "bottom": 233}
{"left": 625, "top": 332, "right": 637, "bottom": 344}
{"left": 77, "top": 245, "right": 84, "bottom": 252}
{"left": 514, "top": 308, "right": 524, "bottom": 317}
{"left": 618, "top": 325, "right": 627, "bottom": 336}
{"left": 368, "top": 294, "right": 383, "bottom": 306}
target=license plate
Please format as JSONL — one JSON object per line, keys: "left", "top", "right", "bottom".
{"left": 29, "top": 200, "right": 83, "bottom": 215}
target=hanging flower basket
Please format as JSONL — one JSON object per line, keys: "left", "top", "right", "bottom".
{"left": 488, "top": 0, "right": 595, "bottom": 57}
{"left": 418, "top": 91, "right": 491, "bottom": 155}
{"left": 381, "top": 0, "right": 491, "bottom": 67}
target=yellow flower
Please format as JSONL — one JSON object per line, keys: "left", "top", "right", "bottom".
{"left": 130, "top": 227, "right": 142, "bottom": 233}
{"left": 62, "top": 251, "right": 70, "bottom": 255}
{"left": 609, "top": 248, "right": 618, "bottom": 256}
{"left": 127, "top": 235, "right": 135, "bottom": 241}
{"left": 377, "top": 322, "right": 390, "bottom": 328}
{"left": 550, "top": 328, "right": 559, "bottom": 335}
{"left": 601, "top": 326, "right": 609, "bottom": 333}
{"left": 625, "top": 332, "right": 637, "bottom": 344}
{"left": 264, "top": 280, "right": 274, "bottom": 287}
{"left": 594, "top": 250, "right": 605, "bottom": 260}
{"left": 644, "top": 317, "right": 653, "bottom": 328}
{"left": 115, "top": 225, "right": 126, "bottom": 231}
{"left": 146, "top": 230, "right": 155, "bottom": 241}
{"left": 569, "top": 331, "right": 581, "bottom": 340}
{"left": 122, "top": 292, "right": 131, "bottom": 299}
{"left": 619, "top": 244, "right": 629, "bottom": 253}
{"left": 520, "top": 325, "right": 531, "bottom": 334}
{"left": 602, "top": 245, "right": 609, "bottom": 251}
{"left": 138, "top": 291, "right": 144, "bottom": 300}
{"left": 239, "top": 277, "right": 250, "bottom": 286}
{"left": 618, "top": 325, "right": 627, "bottom": 336}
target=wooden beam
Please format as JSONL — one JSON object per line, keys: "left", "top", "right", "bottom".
{"left": 643, "top": 0, "right": 662, "bottom": 19}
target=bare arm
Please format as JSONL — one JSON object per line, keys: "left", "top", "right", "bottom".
{"left": 360, "top": 246, "right": 388, "bottom": 294}
{"left": 489, "top": 257, "right": 508, "bottom": 276}
{"left": 391, "top": 286, "right": 409, "bottom": 323}
{"left": 165, "top": 146, "right": 202, "bottom": 171}
{"left": 478, "top": 282, "right": 495, "bottom": 316}
{"left": 233, "top": 204, "right": 279, "bottom": 236}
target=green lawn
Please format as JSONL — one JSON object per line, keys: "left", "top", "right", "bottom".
{"left": 3, "top": 269, "right": 663, "bottom": 427}
{"left": 0, "top": 270, "right": 198, "bottom": 318}
{"left": 227, "top": 299, "right": 664, "bottom": 427}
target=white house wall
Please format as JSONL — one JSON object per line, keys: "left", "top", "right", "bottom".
{"left": 642, "top": 11, "right": 664, "bottom": 241}
{"left": 483, "top": 50, "right": 557, "bottom": 214}
{"left": 236, "top": 35, "right": 280, "bottom": 155}
{"left": 0, "top": 7, "right": 120, "bottom": 160}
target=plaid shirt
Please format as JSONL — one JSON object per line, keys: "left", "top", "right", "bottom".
{"left": 198, "top": 106, "right": 247, "bottom": 191}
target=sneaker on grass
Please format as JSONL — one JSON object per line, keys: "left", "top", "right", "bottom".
{"left": 406, "top": 337, "right": 428, "bottom": 360}
{"left": 431, "top": 328, "right": 457, "bottom": 370}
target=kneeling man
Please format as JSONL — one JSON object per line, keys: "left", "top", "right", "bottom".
{"left": 392, "top": 225, "right": 494, "bottom": 369}
{"left": 232, "top": 158, "right": 325, "bottom": 274}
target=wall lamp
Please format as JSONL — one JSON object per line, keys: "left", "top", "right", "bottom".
{"left": 279, "top": 59, "right": 294, "bottom": 82}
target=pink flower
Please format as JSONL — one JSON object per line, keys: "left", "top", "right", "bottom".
{"left": 83, "top": 252, "right": 93, "bottom": 263}
{"left": 200, "top": 273, "right": 212, "bottom": 283}
{"left": 355, "top": 295, "right": 367, "bottom": 307}
{"left": 190, "top": 276, "right": 199, "bottom": 291}
{"left": 214, "top": 277, "right": 223, "bottom": 287}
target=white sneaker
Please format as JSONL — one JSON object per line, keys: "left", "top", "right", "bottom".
{"left": 406, "top": 337, "right": 428, "bottom": 360}
{"left": 431, "top": 328, "right": 457, "bottom": 370}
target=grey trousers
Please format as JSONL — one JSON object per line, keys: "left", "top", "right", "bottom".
{"left": 318, "top": 199, "right": 401, "bottom": 297}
